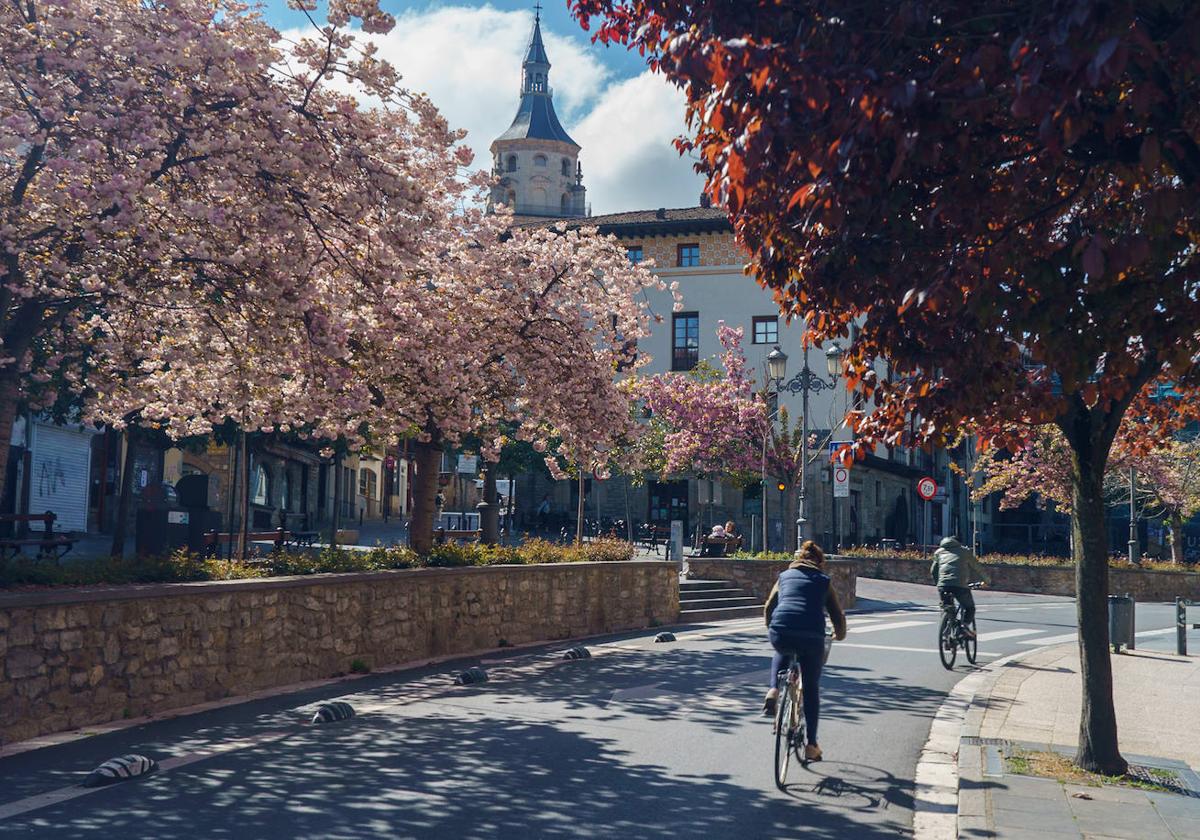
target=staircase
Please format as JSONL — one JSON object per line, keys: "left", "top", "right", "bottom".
{"left": 679, "top": 578, "right": 763, "bottom": 623}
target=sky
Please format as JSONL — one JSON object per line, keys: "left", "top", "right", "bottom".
{"left": 260, "top": 1, "right": 706, "bottom": 214}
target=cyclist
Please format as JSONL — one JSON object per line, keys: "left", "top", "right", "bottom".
{"left": 931, "top": 536, "right": 987, "bottom": 636}
{"left": 761, "top": 540, "right": 847, "bottom": 763}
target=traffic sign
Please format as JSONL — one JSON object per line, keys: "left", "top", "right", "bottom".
{"left": 917, "top": 476, "right": 938, "bottom": 501}
{"left": 833, "top": 466, "right": 850, "bottom": 498}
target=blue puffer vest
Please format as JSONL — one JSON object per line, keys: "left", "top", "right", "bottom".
{"left": 768, "top": 566, "right": 830, "bottom": 639}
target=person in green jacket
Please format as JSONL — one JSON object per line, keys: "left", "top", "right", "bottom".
{"left": 931, "top": 536, "right": 987, "bottom": 636}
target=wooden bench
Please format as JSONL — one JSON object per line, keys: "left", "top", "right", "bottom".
{"left": 435, "top": 528, "right": 482, "bottom": 544}
{"left": 701, "top": 535, "right": 743, "bottom": 557}
{"left": 203, "top": 529, "right": 290, "bottom": 558}
{"left": 0, "top": 512, "right": 75, "bottom": 562}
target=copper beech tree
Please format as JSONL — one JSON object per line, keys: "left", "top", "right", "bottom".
{"left": 573, "top": 0, "right": 1200, "bottom": 773}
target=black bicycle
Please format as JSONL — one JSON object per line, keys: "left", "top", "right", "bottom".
{"left": 773, "top": 634, "right": 833, "bottom": 790}
{"left": 938, "top": 582, "right": 984, "bottom": 669}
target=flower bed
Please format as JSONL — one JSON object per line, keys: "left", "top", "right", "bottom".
{"left": 0, "top": 538, "right": 635, "bottom": 589}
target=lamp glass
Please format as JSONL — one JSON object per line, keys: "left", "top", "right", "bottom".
{"left": 767, "top": 346, "right": 788, "bottom": 382}
{"left": 825, "top": 342, "right": 844, "bottom": 378}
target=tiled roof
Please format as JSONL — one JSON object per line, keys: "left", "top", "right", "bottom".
{"left": 495, "top": 92, "right": 578, "bottom": 146}
{"left": 512, "top": 206, "right": 731, "bottom": 235}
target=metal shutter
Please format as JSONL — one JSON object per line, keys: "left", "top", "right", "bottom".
{"left": 29, "top": 423, "right": 92, "bottom": 532}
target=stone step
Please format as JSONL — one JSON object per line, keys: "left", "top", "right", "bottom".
{"left": 679, "top": 587, "right": 745, "bottom": 601}
{"left": 679, "top": 604, "right": 765, "bottom": 623}
{"left": 679, "top": 595, "right": 761, "bottom": 610}
{"left": 679, "top": 579, "right": 733, "bottom": 591}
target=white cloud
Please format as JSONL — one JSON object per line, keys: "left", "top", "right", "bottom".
{"left": 284, "top": 4, "right": 703, "bottom": 214}
{"left": 571, "top": 71, "right": 706, "bottom": 214}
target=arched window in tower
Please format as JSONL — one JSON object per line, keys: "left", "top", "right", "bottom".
{"left": 561, "top": 158, "right": 571, "bottom": 176}
{"left": 534, "top": 154, "right": 547, "bottom": 167}
{"left": 561, "top": 193, "right": 571, "bottom": 214}
{"left": 506, "top": 154, "right": 517, "bottom": 172}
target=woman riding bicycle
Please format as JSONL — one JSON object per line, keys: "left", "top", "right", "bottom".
{"left": 761, "top": 540, "right": 847, "bottom": 762}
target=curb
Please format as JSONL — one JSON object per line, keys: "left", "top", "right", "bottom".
{"left": 911, "top": 647, "right": 1038, "bottom": 840}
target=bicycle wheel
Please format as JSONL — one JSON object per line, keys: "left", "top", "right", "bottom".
{"left": 793, "top": 685, "right": 807, "bottom": 765}
{"left": 938, "top": 612, "right": 957, "bottom": 669}
{"left": 965, "top": 618, "right": 978, "bottom": 664}
{"left": 774, "top": 683, "right": 793, "bottom": 790}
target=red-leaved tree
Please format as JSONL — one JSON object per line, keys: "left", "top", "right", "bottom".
{"left": 572, "top": 0, "right": 1200, "bottom": 774}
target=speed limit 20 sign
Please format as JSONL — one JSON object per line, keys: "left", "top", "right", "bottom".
{"left": 917, "top": 476, "right": 938, "bottom": 501}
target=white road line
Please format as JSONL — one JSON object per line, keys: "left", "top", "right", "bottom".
{"left": 848, "top": 620, "right": 931, "bottom": 634}
{"left": 975, "top": 628, "right": 1044, "bottom": 642}
{"left": 1017, "top": 626, "right": 1177, "bottom": 646}
{"left": 833, "top": 641, "right": 999, "bottom": 658}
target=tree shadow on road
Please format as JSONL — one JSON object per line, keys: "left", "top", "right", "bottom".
{"left": 5, "top": 712, "right": 913, "bottom": 840}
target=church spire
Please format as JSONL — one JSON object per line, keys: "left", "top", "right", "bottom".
{"left": 522, "top": 5, "right": 550, "bottom": 95}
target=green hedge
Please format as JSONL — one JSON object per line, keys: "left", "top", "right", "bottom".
{"left": 0, "top": 538, "right": 636, "bottom": 589}
{"left": 729, "top": 547, "right": 1189, "bottom": 572}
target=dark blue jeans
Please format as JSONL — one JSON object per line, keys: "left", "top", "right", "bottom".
{"left": 768, "top": 629, "right": 825, "bottom": 745}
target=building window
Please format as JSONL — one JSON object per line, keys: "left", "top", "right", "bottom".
{"left": 359, "top": 468, "right": 377, "bottom": 500}
{"left": 281, "top": 469, "right": 292, "bottom": 511}
{"left": 534, "top": 154, "right": 547, "bottom": 167}
{"left": 626, "top": 245, "right": 643, "bottom": 264}
{"left": 677, "top": 243, "right": 700, "bottom": 267}
{"left": 672, "top": 312, "right": 700, "bottom": 371}
{"left": 506, "top": 154, "right": 517, "bottom": 172}
{"left": 252, "top": 463, "right": 269, "bottom": 506}
{"left": 752, "top": 316, "right": 778, "bottom": 345}
{"left": 561, "top": 158, "right": 571, "bottom": 176}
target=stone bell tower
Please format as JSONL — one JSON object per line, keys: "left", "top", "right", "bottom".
{"left": 489, "top": 7, "right": 587, "bottom": 218}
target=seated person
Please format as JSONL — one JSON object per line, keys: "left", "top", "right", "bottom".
{"left": 703, "top": 524, "right": 728, "bottom": 556}
{"left": 722, "top": 520, "right": 742, "bottom": 552}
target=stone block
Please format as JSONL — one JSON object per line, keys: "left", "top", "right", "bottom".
{"left": 7, "top": 647, "right": 45, "bottom": 679}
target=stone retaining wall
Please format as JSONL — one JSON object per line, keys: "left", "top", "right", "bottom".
{"left": 852, "top": 554, "right": 1200, "bottom": 601}
{"left": 685, "top": 557, "right": 857, "bottom": 609}
{"left": 0, "top": 561, "right": 678, "bottom": 745}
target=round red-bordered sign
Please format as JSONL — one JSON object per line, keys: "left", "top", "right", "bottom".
{"left": 917, "top": 477, "right": 938, "bottom": 501}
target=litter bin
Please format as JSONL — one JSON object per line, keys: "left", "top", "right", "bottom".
{"left": 1108, "top": 593, "right": 1135, "bottom": 652}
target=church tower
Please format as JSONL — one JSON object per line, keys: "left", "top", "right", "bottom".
{"left": 490, "top": 8, "right": 587, "bottom": 218}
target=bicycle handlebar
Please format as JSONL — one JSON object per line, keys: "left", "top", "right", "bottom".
{"left": 967, "top": 582, "right": 985, "bottom": 589}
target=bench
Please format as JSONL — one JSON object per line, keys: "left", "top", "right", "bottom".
{"left": 638, "top": 525, "right": 671, "bottom": 554}
{"left": 435, "top": 528, "right": 482, "bottom": 544}
{"left": 203, "top": 529, "right": 291, "bottom": 558}
{"left": 0, "top": 511, "right": 75, "bottom": 563}
{"left": 701, "top": 536, "right": 743, "bottom": 557}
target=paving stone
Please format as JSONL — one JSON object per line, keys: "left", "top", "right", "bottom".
{"left": 1147, "top": 791, "right": 1200, "bottom": 818}
{"left": 992, "top": 804, "right": 1079, "bottom": 835}
{"left": 991, "top": 828, "right": 1080, "bottom": 840}
{"left": 1159, "top": 814, "right": 1200, "bottom": 838}
{"left": 1062, "top": 783, "right": 1150, "bottom": 805}
{"left": 995, "top": 775, "right": 1072, "bottom": 801}
{"left": 957, "top": 815, "right": 993, "bottom": 838}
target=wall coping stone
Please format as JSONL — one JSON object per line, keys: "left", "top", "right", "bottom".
{"left": 0, "top": 559, "right": 677, "bottom": 609}
{"left": 843, "top": 553, "right": 1200, "bottom": 577}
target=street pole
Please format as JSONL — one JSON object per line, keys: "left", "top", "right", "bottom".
{"left": 798, "top": 356, "right": 810, "bottom": 549}
{"left": 1128, "top": 466, "right": 1140, "bottom": 564}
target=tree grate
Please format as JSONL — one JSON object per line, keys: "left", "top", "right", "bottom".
{"left": 1126, "top": 765, "right": 1200, "bottom": 798}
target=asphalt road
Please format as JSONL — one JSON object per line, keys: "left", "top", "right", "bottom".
{"left": 0, "top": 579, "right": 1184, "bottom": 839}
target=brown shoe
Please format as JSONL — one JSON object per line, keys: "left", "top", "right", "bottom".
{"left": 804, "top": 744, "right": 823, "bottom": 762}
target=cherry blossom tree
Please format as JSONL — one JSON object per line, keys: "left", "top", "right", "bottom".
{"left": 1, "top": 0, "right": 463, "bottom": 510}
{"left": 344, "top": 215, "right": 669, "bottom": 554}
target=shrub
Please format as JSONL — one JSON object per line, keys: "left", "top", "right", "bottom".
{"left": 0, "top": 537, "right": 639, "bottom": 589}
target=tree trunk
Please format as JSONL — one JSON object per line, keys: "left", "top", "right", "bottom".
{"left": 479, "top": 464, "right": 499, "bottom": 545}
{"left": 109, "top": 427, "right": 137, "bottom": 558}
{"left": 237, "top": 431, "right": 249, "bottom": 561}
{"left": 1069, "top": 439, "right": 1128, "bottom": 775}
{"left": 1169, "top": 510, "right": 1186, "bottom": 564}
{"left": 507, "top": 470, "right": 516, "bottom": 545}
{"left": 330, "top": 454, "right": 342, "bottom": 547}
{"left": 0, "top": 370, "right": 21, "bottom": 510}
{"left": 409, "top": 439, "right": 442, "bottom": 555}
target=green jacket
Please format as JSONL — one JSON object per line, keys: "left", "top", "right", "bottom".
{"left": 931, "top": 538, "right": 987, "bottom": 587}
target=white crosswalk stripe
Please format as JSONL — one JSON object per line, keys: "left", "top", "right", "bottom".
{"left": 849, "top": 620, "right": 931, "bottom": 634}
{"left": 975, "top": 628, "right": 1044, "bottom": 642}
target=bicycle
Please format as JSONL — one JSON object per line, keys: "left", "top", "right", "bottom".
{"left": 772, "top": 633, "right": 833, "bottom": 790}
{"left": 937, "top": 582, "right": 984, "bottom": 670}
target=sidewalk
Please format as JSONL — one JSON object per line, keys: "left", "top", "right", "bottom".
{"left": 958, "top": 644, "right": 1200, "bottom": 838}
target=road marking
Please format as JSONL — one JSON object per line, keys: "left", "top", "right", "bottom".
{"left": 1016, "top": 626, "right": 1176, "bottom": 646}
{"left": 834, "top": 642, "right": 999, "bottom": 658}
{"left": 848, "top": 620, "right": 931, "bottom": 634}
{"left": 975, "top": 628, "right": 1044, "bottom": 642}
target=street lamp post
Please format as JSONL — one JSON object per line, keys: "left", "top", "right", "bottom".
{"left": 762, "top": 346, "right": 788, "bottom": 553}
{"left": 1128, "top": 466, "right": 1140, "bottom": 565}
{"left": 780, "top": 340, "right": 843, "bottom": 550}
